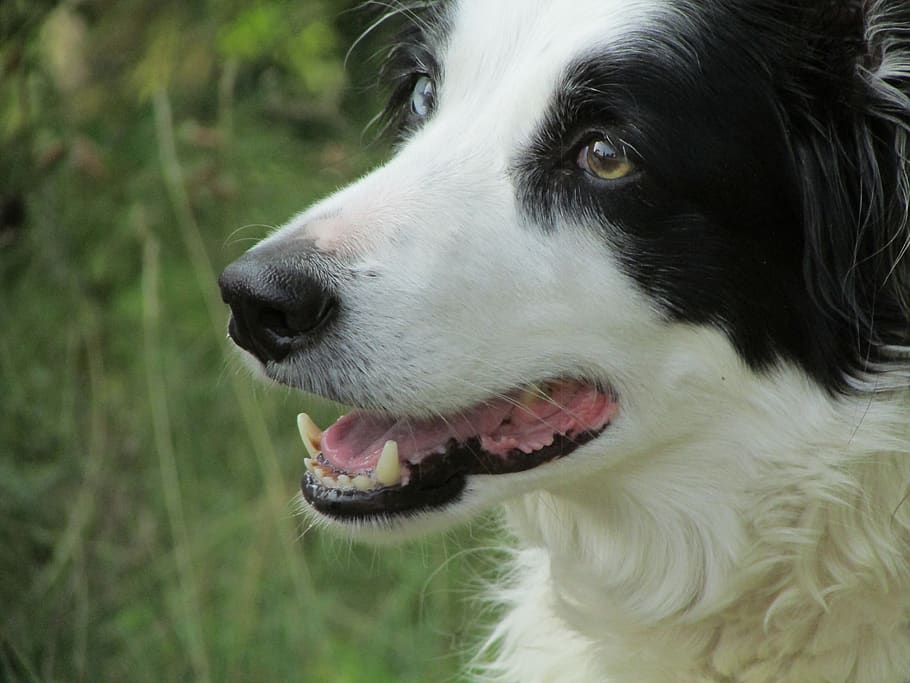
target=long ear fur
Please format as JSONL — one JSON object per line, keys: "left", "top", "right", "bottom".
{"left": 789, "top": 0, "right": 910, "bottom": 389}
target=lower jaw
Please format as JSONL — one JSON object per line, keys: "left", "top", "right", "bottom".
{"left": 301, "top": 429, "right": 607, "bottom": 521}
{"left": 302, "top": 470, "right": 467, "bottom": 520}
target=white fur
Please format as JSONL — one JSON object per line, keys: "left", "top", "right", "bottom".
{"left": 248, "top": 1, "right": 910, "bottom": 680}
{"left": 480, "top": 371, "right": 910, "bottom": 683}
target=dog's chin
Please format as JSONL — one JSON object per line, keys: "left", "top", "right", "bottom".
{"left": 271, "top": 371, "right": 620, "bottom": 537}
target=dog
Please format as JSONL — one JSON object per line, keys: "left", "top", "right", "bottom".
{"left": 218, "top": 1, "right": 910, "bottom": 680}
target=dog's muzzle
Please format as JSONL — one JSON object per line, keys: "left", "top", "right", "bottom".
{"left": 218, "top": 242, "right": 339, "bottom": 364}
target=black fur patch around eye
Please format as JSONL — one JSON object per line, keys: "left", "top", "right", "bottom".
{"left": 376, "top": 10, "right": 448, "bottom": 137}
{"left": 516, "top": 0, "right": 910, "bottom": 392}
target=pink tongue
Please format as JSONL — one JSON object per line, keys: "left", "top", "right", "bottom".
{"left": 319, "top": 382, "right": 616, "bottom": 475}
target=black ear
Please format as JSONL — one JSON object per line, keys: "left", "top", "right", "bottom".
{"left": 799, "top": 0, "right": 867, "bottom": 77}
{"left": 789, "top": 0, "right": 910, "bottom": 386}
{"left": 817, "top": 0, "right": 865, "bottom": 41}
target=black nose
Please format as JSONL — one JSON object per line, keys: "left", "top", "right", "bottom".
{"left": 218, "top": 244, "right": 339, "bottom": 363}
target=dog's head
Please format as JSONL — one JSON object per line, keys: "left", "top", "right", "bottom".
{"left": 219, "top": 0, "right": 910, "bottom": 538}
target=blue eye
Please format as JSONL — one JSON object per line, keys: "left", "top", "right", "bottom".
{"left": 410, "top": 75, "right": 436, "bottom": 118}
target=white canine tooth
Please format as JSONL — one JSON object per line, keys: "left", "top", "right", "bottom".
{"left": 375, "top": 440, "right": 401, "bottom": 486}
{"left": 297, "top": 413, "right": 323, "bottom": 458}
{"left": 336, "top": 474, "right": 352, "bottom": 488}
{"left": 352, "top": 476, "right": 374, "bottom": 492}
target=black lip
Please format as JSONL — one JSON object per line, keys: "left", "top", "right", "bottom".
{"left": 301, "top": 428, "right": 606, "bottom": 521}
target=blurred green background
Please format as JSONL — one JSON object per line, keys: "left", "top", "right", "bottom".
{"left": 0, "top": 2, "right": 501, "bottom": 680}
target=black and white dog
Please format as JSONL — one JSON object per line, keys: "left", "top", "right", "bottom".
{"left": 219, "top": 1, "right": 910, "bottom": 680}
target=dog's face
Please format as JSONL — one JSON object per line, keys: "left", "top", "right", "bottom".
{"left": 219, "top": 0, "right": 900, "bottom": 536}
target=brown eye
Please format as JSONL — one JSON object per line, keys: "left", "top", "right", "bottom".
{"left": 577, "top": 139, "right": 636, "bottom": 181}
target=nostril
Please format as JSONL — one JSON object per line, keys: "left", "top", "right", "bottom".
{"left": 257, "top": 294, "right": 337, "bottom": 340}
{"left": 259, "top": 307, "right": 294, "bottom": 339}
{"left": 289, "top": 295, "right": 337, "bottom": 335}
{"left": 218, "top": 249, "right": 340, "bottom": 365}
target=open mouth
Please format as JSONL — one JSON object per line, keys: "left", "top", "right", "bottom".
{"left": 298, "top": 379, "right": 618, "bottom": 520}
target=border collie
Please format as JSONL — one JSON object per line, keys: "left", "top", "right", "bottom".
{"left": 218, "top": 1, "right": 910, "bottom": 680}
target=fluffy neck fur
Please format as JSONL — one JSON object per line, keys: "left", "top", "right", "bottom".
{"left": 479, "top": 378, "right": 910, "bottom": 683}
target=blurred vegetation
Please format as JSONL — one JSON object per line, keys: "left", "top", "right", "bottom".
{"left": 0, "top": 1, "right": 501, "bottom": 681}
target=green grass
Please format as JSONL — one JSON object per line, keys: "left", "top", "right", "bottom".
{"left": 0, "top": 73, "right": 503, "bottom": 683}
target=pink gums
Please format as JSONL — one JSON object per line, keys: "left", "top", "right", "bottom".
{"left": 319, "top": 381, "right": 617, "bottom": 476}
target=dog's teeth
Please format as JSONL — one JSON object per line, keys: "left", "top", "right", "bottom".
{"left": 518, "top": 386, "right": 540, "bottom": 407}
{"left": 313, "top": 465, "right": 331, "bottom": 480}
{"left": 336, "top": 474, "right": 352, "bottom": 489}
{"left": 376, "top": 440, "right": 401, "bottom": 486}
{"left": 519, "top": 383, "right": 551, "bottom": 407}
{"left": 352, "top": 475, "right": 374, "bottom": 491}
{"left": 322, "top": 475, "right": 337, "bottom": 488}
{"left": 297, "top": 413, "right": 323, "bottom": 458}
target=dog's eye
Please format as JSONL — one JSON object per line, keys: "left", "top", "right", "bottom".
{"left": 577, "top": 139, "right": 635, "bottom": 181}
{"left": 410, "top": 75, "right": 436, "bottom": 118}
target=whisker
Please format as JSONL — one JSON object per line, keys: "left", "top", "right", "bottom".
{"left": 223, "top": 223, "right": 276, "bottom": 248}
{"left": 345, "top": 1, "right": 435, "bottom": 69}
